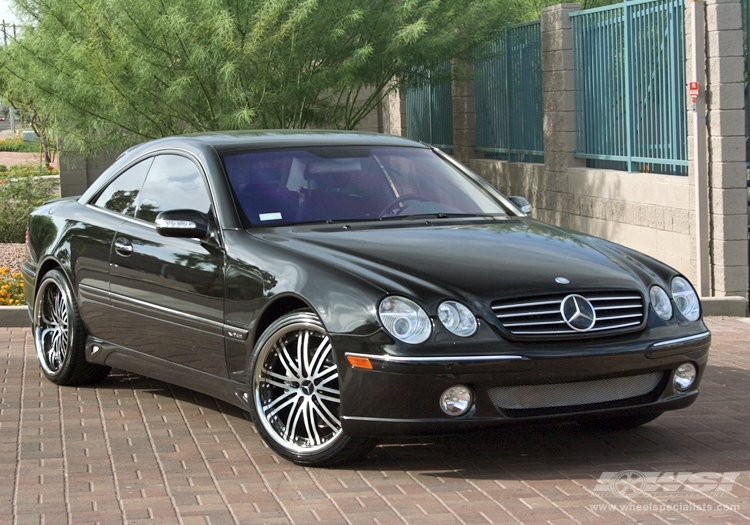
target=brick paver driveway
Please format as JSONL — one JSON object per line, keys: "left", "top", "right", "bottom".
{"left": 1, "top": 317, "right": 749, "bottom": 524}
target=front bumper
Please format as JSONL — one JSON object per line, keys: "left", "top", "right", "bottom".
{"left": 336, "top": 329, "right": 710, "bottom": 438}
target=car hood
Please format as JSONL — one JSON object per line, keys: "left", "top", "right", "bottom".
{"left": 262, "top": 218, "right": 661, "bottom": 303}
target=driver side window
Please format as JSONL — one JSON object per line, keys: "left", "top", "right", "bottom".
{"left": 136, "top": 155, "right": 212, "bottom": 223}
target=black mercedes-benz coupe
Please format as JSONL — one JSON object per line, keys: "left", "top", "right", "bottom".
{"left": 23, "top": 131, "right": 710, "bottom": 466}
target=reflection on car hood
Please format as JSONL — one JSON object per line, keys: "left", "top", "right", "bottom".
{"left": 271, "top": 218, "right": 657, "bottom": 301}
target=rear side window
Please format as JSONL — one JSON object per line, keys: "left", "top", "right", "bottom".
{"left": 135, "top": 155, "right": 212, "bottom": 223}
{"left": 93, "top": 158, "right": 153, "bottom": 216}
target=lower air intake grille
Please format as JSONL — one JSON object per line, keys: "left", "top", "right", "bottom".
{"left": 487, "top": 372, "right": 663, "bottom": 410}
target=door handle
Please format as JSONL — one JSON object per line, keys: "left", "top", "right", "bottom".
{"left": 114, "top": 237, "right": 133, "bottom": 256}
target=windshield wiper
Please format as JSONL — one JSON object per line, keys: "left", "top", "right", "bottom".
{"left": 379, "top": 213, "right": 504, "bottom": 221}
{"left": 302, "top": 213, "right": 506, "bottom": 225}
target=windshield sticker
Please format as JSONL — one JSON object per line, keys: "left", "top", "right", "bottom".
{"left": 259, "top": 212, "right": 283, "bottom": 221}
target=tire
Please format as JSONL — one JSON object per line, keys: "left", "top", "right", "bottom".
{"left": 580, "top": 412, "right": 663, "bottom": 432}
{"left": 33, "top": 269, "right": 111, "bottom": 385}
{"left": 248, "top": 311, "right": 377, "bottom": 466}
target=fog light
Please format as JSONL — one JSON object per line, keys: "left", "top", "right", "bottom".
{"left": 673, "top": 362, "right": 697, "bottom": 391}
{"left": 440, "top": 385, "right": 473, "bottom": 416}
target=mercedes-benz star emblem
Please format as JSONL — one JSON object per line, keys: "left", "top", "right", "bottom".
{"left": 560, "top": 294, "right": 596, "bottom": 331}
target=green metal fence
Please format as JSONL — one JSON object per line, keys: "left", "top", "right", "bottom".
{"left": 571, "top": 0, "right": 687, "bottom": 175}
{"left": 475, "top": 21, "right": 544, "bottom": 163}
{"left": 405, "top": 64, "right": 454, "bottom": 154}
{"left": 743, "top": 0, "right": 750, "bottom": 163}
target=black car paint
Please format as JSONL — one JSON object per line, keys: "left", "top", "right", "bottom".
{"left": 23, "top": 131, "right": 710, "bottom": 443}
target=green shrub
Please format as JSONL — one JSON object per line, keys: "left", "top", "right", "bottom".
{"left": 0, "top": 137, "right": 42, "bottom": 153}
{"left": 0, "top": 176, "right": 58, "bottom": 243}
{"left": 0, "top": 163, "right": 59, "bottom": 179}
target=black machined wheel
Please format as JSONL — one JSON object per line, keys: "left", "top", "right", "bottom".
{"left": 249, "top": 311, "right": 377, "bottom": 466}
{"left": 33, "top": 269, "right": 110, "bottom": 385}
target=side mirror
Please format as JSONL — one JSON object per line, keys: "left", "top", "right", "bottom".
{"left": 508, "top": 196, "right": 532, "bottom": 216}
{"left": 155, "top": 209, "right": 210, "bottom": 239}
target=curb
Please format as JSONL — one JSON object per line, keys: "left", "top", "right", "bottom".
{"left": 700, "top": 296, "right": 748, "bottom": 317}
{"left": 0, "top": 306, "right": 30, "bottom": 327}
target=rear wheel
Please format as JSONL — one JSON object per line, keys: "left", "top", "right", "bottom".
{"left": 33, "top": 269, "right": 110, "bottom": 385}
{"left": 249, "top": 311, "right": 377, "bottom": 466}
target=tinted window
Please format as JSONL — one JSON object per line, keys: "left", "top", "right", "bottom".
{"left": 136, "top": 155, "right": 212, "bottom": 223}
{"left": 93, "top": 158, "right": 153, "bottom": 216}
{"left": 222, "top": 147, "right": 507, "bottom": 226}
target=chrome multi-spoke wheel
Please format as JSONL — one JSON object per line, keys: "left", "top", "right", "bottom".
{"left": 249, "top": 311, "right": 376, "bottom": 466}
{"left": 34, "top": 272, "right": 72, "bottom": 376}
{"left": 254, "top": 314, "right": 342, "bottom": 452}
{"left": 32, "top": 269, "right": 110, "bottom": 385}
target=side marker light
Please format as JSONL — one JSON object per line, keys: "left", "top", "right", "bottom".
{"left": 346, "top": 356, "right": 373, "bottom": 369}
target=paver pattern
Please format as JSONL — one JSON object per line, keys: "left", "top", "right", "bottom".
{"left": 1, "top": 317, "right": 749, "bottom": 524}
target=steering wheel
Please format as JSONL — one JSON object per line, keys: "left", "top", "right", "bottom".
{"left": 378, "top": 194, "right": 429, "bottom": 217}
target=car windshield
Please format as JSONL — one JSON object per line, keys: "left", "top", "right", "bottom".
{"left": 222, "top": 146, "right": 509, "bottom": 227}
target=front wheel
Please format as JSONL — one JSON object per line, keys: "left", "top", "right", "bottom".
{"left": 248, "top": 311, "right": 377, "bottom": 466}
{"left": 33, "top": 269, "right": 110, "bottom": 385}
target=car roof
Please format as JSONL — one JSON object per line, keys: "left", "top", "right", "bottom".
{"left": 145, "top": 130, "right": 429, "bottom": 154}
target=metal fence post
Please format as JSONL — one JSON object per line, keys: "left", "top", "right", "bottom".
{"left": 505, "top": 26, "right": 512, "bottom": 162}
{"left": 748, "top": 0, "right": 750, "bottom": 163}
{"left": 475, "top": 21, "right": 544, "bottom": 161}
{"left": 571, "top": 0, "right": 688, "bottom": 174}
{"left": 624, "top": 0, "right": 635, "bottom": 172}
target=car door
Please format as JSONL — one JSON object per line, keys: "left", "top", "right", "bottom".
{"left": 108, "top": 153, "right": 228, "bottom": 377}
{"left": 76, "top": 157, "right": 154, "bottom": 342}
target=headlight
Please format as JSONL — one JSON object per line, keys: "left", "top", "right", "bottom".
{"left": 438, "top": 301, "right": 477, "bottom": 337}
{"left": 378, "top": 296, "right": 431, "bottom": 344}
{"left": 672, "top": 277, "right": 700, "bottom": 321}
{"left": 650, "top": 285, "right": 672, "bottom": 320}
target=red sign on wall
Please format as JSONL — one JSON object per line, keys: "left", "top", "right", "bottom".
{"left": 688, "top": 82, "right": 699, "bottom": 96}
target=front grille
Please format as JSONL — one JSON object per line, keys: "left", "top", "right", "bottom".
{"left": 491, "top": 291, "right": 644, "bottom": 338}
{"left": 487, "top": 372, "right": 663, "bottom": 410}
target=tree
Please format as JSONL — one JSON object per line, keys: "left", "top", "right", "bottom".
{"left": 0, "top": 90, "right": 57, "bottom": 166}
{"left": 0, "top": 0, "right": 512, "bottom": 155}
{"left": 504, "top": 0, "right": 621, "bottom": 23}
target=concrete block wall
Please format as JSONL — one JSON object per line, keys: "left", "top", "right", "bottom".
{"left": 451, "top": 63, "right": 476, "bottom": 163}
{"left": 381, "top": 86, "right": 403, "bottom": 136}
{"left": 467, "top": 165, "right": 696, "bottom": 278}
{"left": 459, "top": 1, "right": 748, "bottom": 307}
{"left": 59, "top": 150, "right": 121, "bottom": 197}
